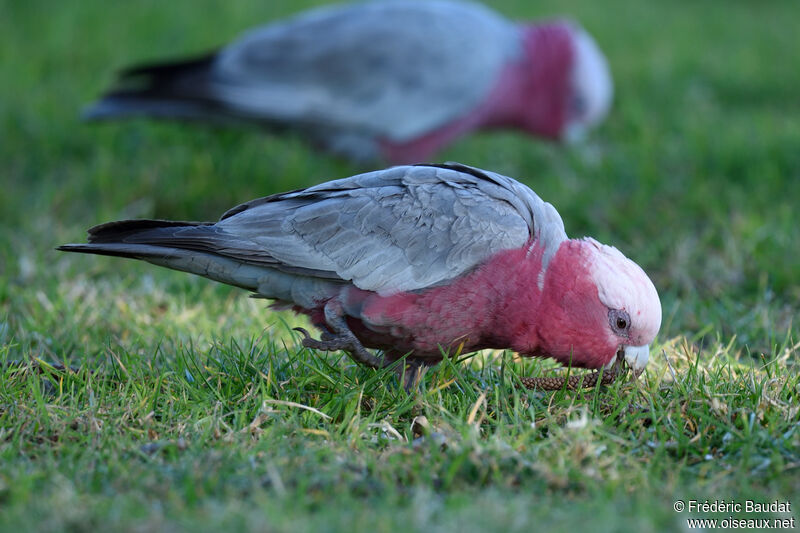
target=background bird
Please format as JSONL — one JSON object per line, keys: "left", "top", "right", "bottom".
{"left": 60, "top": 163, "right": 660, "bottom": 379}
{"left": 84, "top": 1, "right": 613, "bottom": 163}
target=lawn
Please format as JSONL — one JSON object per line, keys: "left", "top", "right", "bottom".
{"left": 1, "top": 0, "right": 798, "bottom": 531}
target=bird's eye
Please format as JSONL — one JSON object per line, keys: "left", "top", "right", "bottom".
{"left": 609, "top": 309, "right": 631, "bottom": 336}
{"left": 570, "top": 93, "right": 586, "bottom": 118}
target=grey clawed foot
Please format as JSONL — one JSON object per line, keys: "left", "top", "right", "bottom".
{"left": 293, "top": 323, "right": 431, "bottom": 391}
{"left": 293, "top": 326, "right": 350, "bottom": 352}
{"left": 293, "top": 301, "right": 385, "bottom": 368}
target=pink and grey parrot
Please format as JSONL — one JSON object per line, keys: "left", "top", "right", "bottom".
{"left": 85, "top": 1, "right": 613, "bottom": 163}
{"left": 60, "top": 163, "right": 660, "bottom": 378}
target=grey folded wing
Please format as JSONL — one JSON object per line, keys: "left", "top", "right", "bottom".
{"left": 209, "top": 1, "right": 521, "bottom": 141}
{"left": 215, "top": 163, "right": 567, "bottom": 295}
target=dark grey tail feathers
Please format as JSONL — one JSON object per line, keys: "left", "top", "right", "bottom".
{"left": 83, "top": 52, "right": 219, "bottom": 120}
{"left": 105, "top": 51, "right": 216, "bottom": 99}
{"left": 57, "top": 219, "right": 214, "bottom": 259}
{"left": 86, "top": 219, "right": 210, "bottom": 244}
{"left": 58, "top": 219, "right": 270, "bottom": 293}
{"left": 56, "top": 243, "right": 171, "bottom": 260}
{"left": 118, "top": 52, "right": 216, "bottom": 81}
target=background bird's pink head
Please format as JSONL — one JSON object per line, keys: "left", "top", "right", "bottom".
{"left": 534, "top": 238, "right": 661, "bottom": 371}
{"left": 380, "top": 19, "right": 614, "bottom": 163}
{"left": 513, "top": 19, "right": 614, "bottom": 141}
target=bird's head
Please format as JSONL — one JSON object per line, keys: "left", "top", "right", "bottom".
{"left": 535, "top": 238, "right": 661, "bottom": 373}
{"left": 518, "top": 20, "right": 613, "bottom": 141}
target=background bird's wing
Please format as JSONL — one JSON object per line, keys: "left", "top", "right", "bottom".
{"left": 215, "top": 164, "right": 567, "bottom": 295}
{"left": 210, "top": 1, "right": 520, "bottom": 141}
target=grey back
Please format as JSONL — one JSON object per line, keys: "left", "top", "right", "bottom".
{"left": 211, "top": 1, "right": 521, "bottom": 141}
{"left": 216, "top": 164, "right": 567, "bottom": 295}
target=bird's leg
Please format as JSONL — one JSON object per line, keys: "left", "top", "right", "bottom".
{"left": 398, "top": 358, "right": 428, "bottom": 391}
{"left": 294, "top": 299, "right": 386, "bottom": 368}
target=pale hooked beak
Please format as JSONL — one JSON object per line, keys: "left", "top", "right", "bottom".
{"left": 562, "top": 121, "right": 587, "bottom": 144}
{"left": 622, "top": 344, "right": 650, "bottom": 374}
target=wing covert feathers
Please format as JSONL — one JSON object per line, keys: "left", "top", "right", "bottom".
{"left": 60, "top": 164, "right": 568, "bottom": 296}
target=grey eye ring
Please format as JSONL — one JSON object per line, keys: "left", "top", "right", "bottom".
{"left": 609, "top": 309, "right": 631, "bottom": 336}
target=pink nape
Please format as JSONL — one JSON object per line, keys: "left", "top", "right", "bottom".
{"left": 494, "top": 21, "right": 575, "bottom": 138}
{"left": 379, "top": 21, "right": 575, "bottom": 163}
{"left": 535, "top": 240, "right": 620, "bottom": 368}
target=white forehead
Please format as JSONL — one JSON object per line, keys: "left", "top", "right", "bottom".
{"left": 570, "top": 26, "right": 613, "bottom": 129}
{"left": 584, "top": 238, "right": 662, "bottom": 340}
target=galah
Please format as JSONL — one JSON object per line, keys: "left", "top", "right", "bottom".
{"left": 84, "top": 1, "right": 613, "bottom": 163}
{"left": 59, "top": 163, "right": 661, "bottom": 380}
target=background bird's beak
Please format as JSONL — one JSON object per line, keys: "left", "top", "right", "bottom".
{"left": 562, "top": 121, "right": 587, "bottom": 144}
{"left": 622, "top": 344, "right": 650, "bottom": 372}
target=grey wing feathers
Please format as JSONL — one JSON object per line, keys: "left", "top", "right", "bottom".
{"left": 210, "top": 1, "right": 520, "bottom": 141}
{"left": 215, "top": 164, "right": 567, "bottom": 294}
{"left": 60, "top": 164, "right": 567, "bottom": 298}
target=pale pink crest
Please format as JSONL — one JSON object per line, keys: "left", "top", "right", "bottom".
{"left": 583, "top": 237, "right": 662, "bottom": 346}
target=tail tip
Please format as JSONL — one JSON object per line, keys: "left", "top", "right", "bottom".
{"left": 81, "top": 99, "right": 125, "bottom": 121}
{"left": 57, "top": 244, "right": 88, "bottom": 253}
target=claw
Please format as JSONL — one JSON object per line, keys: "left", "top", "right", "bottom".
{"left": 293, "top": 327, "right": 312, "bottom": 340}
{"left": 291, "top": 300, "right": 386, "bottom": 368}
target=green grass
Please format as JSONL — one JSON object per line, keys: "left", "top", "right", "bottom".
{"left": 1, "top": 0, "right": 799, "bottom": 531}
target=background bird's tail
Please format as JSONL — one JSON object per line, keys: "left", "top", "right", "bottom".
{"left": 82, "top": 53, "right": 229, "bottom": 122}
{"left": 58, "top": 219, "right": 266, "bottom": 292}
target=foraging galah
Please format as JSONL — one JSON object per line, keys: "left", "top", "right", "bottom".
{"left": 60, "top": 163, "right": 660, "bottom": 378}
{"left": 84, "top": 1, "right": 613, "bottom": 163}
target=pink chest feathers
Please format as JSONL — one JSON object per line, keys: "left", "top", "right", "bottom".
{"left": 334, "top": 246, "right": 545, "bottom": 358}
